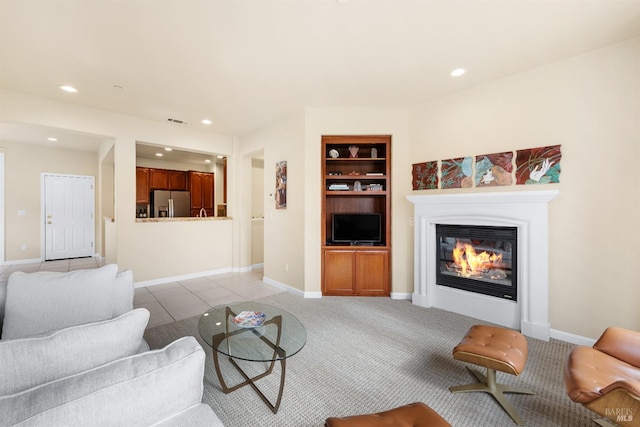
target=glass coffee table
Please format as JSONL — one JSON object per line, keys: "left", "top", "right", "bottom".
{"left": 198, "top": 302, "right": 306, "bottom": 414}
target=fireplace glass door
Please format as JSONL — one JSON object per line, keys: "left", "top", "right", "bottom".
{"left": 436, "top": 224, "right": 517, "bottom": 301}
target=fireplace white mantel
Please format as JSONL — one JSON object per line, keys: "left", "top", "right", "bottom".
{"left": 407, "top": 190, "right": 559, "bottom": 341}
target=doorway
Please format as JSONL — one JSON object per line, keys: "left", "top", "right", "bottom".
{"left": 251, "top": 155, "right": 265, "bottom": 270}
{"left": 43, "top": 174, "right": 95, "bottom": 260}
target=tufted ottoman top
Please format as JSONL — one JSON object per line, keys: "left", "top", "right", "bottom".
{"left": 452, "top": 325, "right": 528, "bottom": 375}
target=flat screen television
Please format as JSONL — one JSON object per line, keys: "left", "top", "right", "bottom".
{"left": 332, "top": 213, "right": 382, "bottom": 245}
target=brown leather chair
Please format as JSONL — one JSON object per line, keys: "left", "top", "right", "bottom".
{"left": 325, "top": 402, "right": 451, "bottom": 427}
{"left": 564, "top": 327, "right": 640, "bottom": 427}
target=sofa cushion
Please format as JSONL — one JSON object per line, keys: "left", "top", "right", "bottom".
{"left": 112, "top": 269, "right": 134, "bottom": 317}
{"left": 2, "top": 264, "right": 119, "bottom": 339}
{"left": 0, "top": 308, "right": 149, "bottom": 395}
{"left": 0, "top": 336, "right": 208, "bottom": 426}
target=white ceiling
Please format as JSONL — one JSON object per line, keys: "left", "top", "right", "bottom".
{"left": 1, "top": 0, "right": 640, "bottom": 144}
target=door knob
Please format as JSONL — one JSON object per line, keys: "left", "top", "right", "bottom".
{"left": 47, "top": 221, "right": 52, "bottom": 224}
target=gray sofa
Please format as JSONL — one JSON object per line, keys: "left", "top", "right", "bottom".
{"left": 0, "top": 264, "right": 223, "bottom": 426}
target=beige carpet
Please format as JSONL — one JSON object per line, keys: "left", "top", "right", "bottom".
{"left": 144, "top": 291, "right": 595, "bottom": 427}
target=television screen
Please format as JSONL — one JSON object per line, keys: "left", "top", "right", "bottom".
{"left": 332, "top": 213, "right": 382, "bottom": 244}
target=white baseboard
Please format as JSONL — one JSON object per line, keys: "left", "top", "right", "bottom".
{"left": 134, "top": 267, "right": 233, "bottom": 288}
{"left": 550, "top": 328, "right": 596, "bottom": 347}
{"left": 262, "top": 276, "right": 306, "bottom": 297}
{"left": 391, "top": 292, "right": 412, "bottom": 300}
{"left": 2, "top": 257, "right": 42, "bottom": 266}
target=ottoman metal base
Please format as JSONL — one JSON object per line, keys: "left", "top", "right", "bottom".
{"left": 450, "top": 367, "right": 533, "bottom": 426}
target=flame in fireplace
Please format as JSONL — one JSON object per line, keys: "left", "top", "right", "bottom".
{"left": 452, "top": 240, "right": 503, "bottom": 278}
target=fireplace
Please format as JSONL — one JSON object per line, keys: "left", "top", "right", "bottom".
{"left": 407, "top": 190, "right": 559, "bottom": 341}
{"left": 436, "top": 224, "right": 517, "bottom": 301}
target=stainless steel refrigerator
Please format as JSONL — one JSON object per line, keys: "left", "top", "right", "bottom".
{"left": 150, "top": 190, "right": 191, "bottom": 218}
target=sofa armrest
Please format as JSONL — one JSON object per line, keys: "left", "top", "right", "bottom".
{"left": 594, "top": 327, "right": 640, "bottom": 368}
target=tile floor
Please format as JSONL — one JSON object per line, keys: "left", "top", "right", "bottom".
{"left": 0, "top": 258, "right": 283, "bottom": 329}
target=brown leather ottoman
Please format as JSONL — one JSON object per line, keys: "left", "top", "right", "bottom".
{"left": 325, "top": 402, "right": 451, "bottom": 427}
{"left": 449, "top": 325, "right": 533, "bottom": 426}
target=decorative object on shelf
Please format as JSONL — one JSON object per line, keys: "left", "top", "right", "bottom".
{"left": 371, "top": 147, "right": 378, "bottom": 158}
{"left": 275, "top": 161, "right": 287, "bottom": 209}
{"left": 328, "top": 183, "right": 349, "bottom": 191}
{"left": 475, "top": 152, "right": 513, "bottom": 187}
{"left": 412, "top": 161, "right": 438, "bottom": 190}
{"left": 328, "top": 171, "right": 342, "bottom": 176}
{"left": 516, "top": 145, "right": 562, "bottom": 185}
{"left": 232, "top": 311, "right": 267, "bottom": 328}
{"left": 368, "top": 184, "right": 384, "bottom": 191}
{"left": 348, "top": 171, "right": 360, "bottom": 176}
{"left": 441, "top": 157, "right": 473, "bottom": 189}
{"left": 348, "top": 145, "right": 359, "bottom": 158}
{"left": 329, "top": 149, "right": 339, "bottom": 158}
{"left": 354, "top": 181, "right": 362, "bottom": 191}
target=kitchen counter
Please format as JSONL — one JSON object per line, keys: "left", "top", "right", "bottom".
{"left": 135, "top": 217, "right": 231, "bottom": 223}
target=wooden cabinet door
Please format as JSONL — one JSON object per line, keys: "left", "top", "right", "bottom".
{"left": 188, "top": 172, "right": 203, "bottom": 210}
{"left": 149, "top": 169, "right": 169, "bottom": 190}
{"left": 202, "top": 173, "right": 214, "bottom": 209}
{"left": 168, "top": 170, "right": 186, "bottom": 190}
{"left": 355, "top": 250, "right": 389, "bottom": 295}
{"left": 136, "top": 168, "right": 149, "bottom": 204}
{"left": 323, "top": 250, "right": 355, "bottom": 295}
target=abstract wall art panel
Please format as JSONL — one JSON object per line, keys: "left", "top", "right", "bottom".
{"left": 441, "top": 157, "right": 473, "bottom": 189}
{"left": 516, "top": 145, "right": 562, "bottom": 185}
{"left": 412, "top": 161, "right": 438, "bottom": 190}
{"left": 475, "top": 151, "right": 514, "bottom": 187}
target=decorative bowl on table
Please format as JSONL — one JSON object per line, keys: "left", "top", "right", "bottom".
{"left": 232, "top": 311, "right": 267, "bottom": 328}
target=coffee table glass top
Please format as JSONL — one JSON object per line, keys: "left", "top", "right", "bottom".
{"left": 198, "top": 302, "right": 306, "bottom": 362}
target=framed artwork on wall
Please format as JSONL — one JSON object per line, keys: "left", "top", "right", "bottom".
{"left": 275, "top": 161, "right": 287, "bottom": 209}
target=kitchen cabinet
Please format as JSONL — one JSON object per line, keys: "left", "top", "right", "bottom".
{"left": 322, "top": 249, "right": 389, "bottom": 296}
{"left": 321, "top": 135, "right": 391, "bottom": 296}
{"left": 188, "top": 171, "right": 215, "bottom": 217}
{"left": 168, "top": 170, "right": 187, "bottom": 190}
{"left": 136, "top": 167, "right": 150, "bottom": 204}
{"left": 149, "top": 169, "right": 169, "bottom": 190}
{"left": 148, "top": 168, "right": 187, "bottom": 191}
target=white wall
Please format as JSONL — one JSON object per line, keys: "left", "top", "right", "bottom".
{"left": 239, "top": 113, "right": 305, "bottom": 291}
{"left": 0, "top": 141, "right": 99, "bottom": 261}
{"left": 408, "top": 37, "right": 640, "bottom": 340}
{"left": 1, "top": 89, "right": 236, "bottom": 282}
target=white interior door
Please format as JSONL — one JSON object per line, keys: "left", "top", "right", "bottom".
{"left": 44, "top": 174, "right": 95, "bottom": 261}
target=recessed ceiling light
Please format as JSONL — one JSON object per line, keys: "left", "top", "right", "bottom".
{"left": 58, "top": 85, "right": 78, "bottom": 93}
{"left": 47, "top": 137, "right": 58, "bottom": 142}
{"left": 201, "top": 119, "right": 212, "bottom": 125}
{"left": 155, "top": 153, "right": 163, "bottom": 157}
{"left": 450, "top": 68, "right": 466, "bottom": 77}
{"left": 164, "top": 147, "right": 172, "bottom": 151}
{"left": 217, "top": 155, "right": 224, "bottom": 159}
{"left": 205, "top": 159, "right": 211, "bottom": 163}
